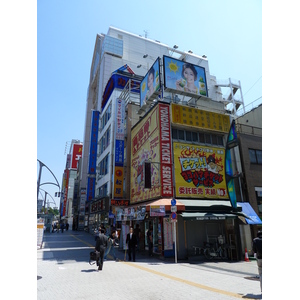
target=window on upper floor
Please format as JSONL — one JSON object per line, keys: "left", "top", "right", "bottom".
{"left": 172, "top": 128, "right": 224, "bottom": 147}
{"left": 101, "top": 103, "right": 112, "bottom": 131}
{"left": 101, "top": 35, "right": 123, "bottom": 58}
{"left": 249, "top": 149, "right": 262, "bottom": 164}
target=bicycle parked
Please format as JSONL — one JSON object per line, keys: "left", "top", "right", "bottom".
{"left": 203, "top": 235, "right": 228, "bottom": 260}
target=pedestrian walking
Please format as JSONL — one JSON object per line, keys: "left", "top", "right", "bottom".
{"left": 95, "top": 228, "right": 109, "bottom": 271}
{"left": 66, "top": 222, "right": 69, "bottom": 231}
{"left": 61, "top": 222, "right": 64, "bottom": 233}
{"left": 252, "top": 230, "right": 262, "bottom": 293}
{"left": 126, "top": 227, "right": 137, "bottom": 261}
{"left": 147, "top": 226, "right": 153, "bottom": 256}
{"left": 104, "top": 230, "right": 118, "bottom": 260}
{"left": 57, "top": 223, "right": 60, "bottom": 233}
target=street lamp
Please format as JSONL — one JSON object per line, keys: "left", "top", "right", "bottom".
{"left": 37, "top": 159, "right": 60, "bottom": 201}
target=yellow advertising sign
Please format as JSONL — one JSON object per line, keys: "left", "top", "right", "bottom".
{"left": 171, "top": 103, "right": 230, "bottom": 133}
{"left": 173, "top": 142, "right": 228, "bottom": 199}
{"left": 131, "top": 106, "right": 161, "bottom": 203}
{"left": 113, "top": 166, "right": 124, "bottom": 198}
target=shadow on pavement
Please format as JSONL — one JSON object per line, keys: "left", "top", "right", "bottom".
{"left": 81, "top": 269, "right": 98, "bottom": 273}
{"left": 242, "top": 293, "right": 262, "bottom": 299}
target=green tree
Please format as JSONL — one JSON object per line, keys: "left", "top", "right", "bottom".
{"left": 47, "top": 207, "right": 59, "bottom": 216}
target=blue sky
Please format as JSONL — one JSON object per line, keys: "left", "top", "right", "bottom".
{"left": 35, "top": 0, "right": 264, "bottom": 208}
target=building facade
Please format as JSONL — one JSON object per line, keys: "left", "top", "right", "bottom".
{"left": 60, "top": 139, "right": 83, "bottom": 229}
{"left": 78, "top": 27, "right": 261, "bottom": 260}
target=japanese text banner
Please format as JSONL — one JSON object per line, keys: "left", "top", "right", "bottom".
{"left": 173, "top": 142, "right": 228, "bottom": 199}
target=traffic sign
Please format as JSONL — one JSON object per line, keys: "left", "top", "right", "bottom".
{"left": 171, "top": 206, "right": 177, "bottom": 212}
{"left": 171, "top": 198, "right": 176, "bottom": 206}
{"left": 171, "top": 212, "right": 177, "bottom": 220}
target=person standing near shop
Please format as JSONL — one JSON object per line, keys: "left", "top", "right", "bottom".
{"left": 134, "top": 224, "right": 141, "bottom": 252}
{"left": 147, "top": 226, "right": 153, "bottom": 256}
{"left": 95, "top": 228, "right": 109, "bottom": 270}
{"left": 104, "top": 230, "right": 118, "bottom": 260}
{"left": 126, "top": 227, "right": 137, "bottom": 262}
{"left": 252, "top": 230, "right": 262, "bottom": 293}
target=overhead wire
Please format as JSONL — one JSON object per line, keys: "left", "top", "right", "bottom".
{"left": 244, "top": 76, "right": 262, "bottom": 96}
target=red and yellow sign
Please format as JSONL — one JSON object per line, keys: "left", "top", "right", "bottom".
{"left": 131, "top": 103, "right": 174, "bottom": 203}
{"left": 113, "top": 166, "right": 124, "bottom": 198}
{"left": 131, "top": 105, "right": 161, "bottom": 203}
{"left": 173, "top": 142, "right": 228, "bottom": 199}
{"left": 171, "top": 103, "right": 230, "bottom": 133}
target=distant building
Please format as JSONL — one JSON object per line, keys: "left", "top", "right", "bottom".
{"left": 60, "top": 139, "right": 82, "bottom": 229}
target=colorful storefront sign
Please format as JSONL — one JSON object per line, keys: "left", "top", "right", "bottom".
{"left": 173, "top": 142, "right": 228, "bottom": 199}
{"left": 113, "top": 98, "right": 125, "bottom": 198}
{"left": 150, "top": 205, "right": 165, "bottom": 217}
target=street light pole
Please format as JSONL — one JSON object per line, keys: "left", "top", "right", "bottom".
{"left": 37, "top": 159, "right": 61, "bottom": 202}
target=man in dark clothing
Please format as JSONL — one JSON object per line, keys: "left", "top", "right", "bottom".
{"left": 95, "top": 228, "right": 108, "bottom": 270}
{"left": 147, "top": 227, "right": 153, "bottom": 256}
{"left": 126, "top": 227, "right": 137, "bottom": 261}
{"left": 252, "top": 231, "right": 262, "bottom": 292}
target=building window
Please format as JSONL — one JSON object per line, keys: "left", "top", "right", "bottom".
{"left": 101, "top": 103, "right": 112, "bottom": 131}
{"left": 98, "top": 182, "right": 108, "bottom": 198}
{"left": 256, "top": 190, "right": 262, "bottom": 213}
{"left": 199, "top": 132, "right": 205, "bottom": 143}
{"left": 178, "top": 130, "right": 184, "bottom": 140}
{"left": 186, "top": 131, "right": 192, "bottom": 141}
{"left": 249, "top": 149, "right": 262, "bottom": 164}
{"left": 172, "top": 128, "right": 224, "bottom": 147}
{"left": 172, "top": 128, "right": 177, "bottom": 139}
{"left": 205, "top": 134, "right": 211, "bottom": 144}
{"left": 192, "top": 132, "right": 198, "bottom": 142}
{"left": 99, "top": 153, "right": 109, "bottom": 177}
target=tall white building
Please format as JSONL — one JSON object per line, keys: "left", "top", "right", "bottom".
{"left": 81, "top": 26, "right": 241, "bottom": 201}
{"left": 79, "top": 27, "right": 255, "bottom": 261}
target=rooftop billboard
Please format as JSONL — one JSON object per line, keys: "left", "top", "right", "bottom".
{"left": 163, "top": 55, "right": 208, "bottom": 97}
{"left": 140, "top": 58, "right": 161, "bottom": 107}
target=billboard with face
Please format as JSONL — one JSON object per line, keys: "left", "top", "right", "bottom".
{"left": 163, "top": 56, "right": 208, "bottom": 97}
{"left": 140, "top": 58, "right": 161, "bottom": 107}
{"left": 173, "top": 142, "right": 228, "bottom": 199}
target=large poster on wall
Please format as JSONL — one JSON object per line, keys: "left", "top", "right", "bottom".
{"left": 131, "top": 103, "right": 173, "bottom": 203}
{"left": 131, "top": 105, "right": 161, "bottom": 203}
{"left": 163, "top": 55, "right": 208, "bottom": 97}
{"left": 173, "top": 142, "right": 228, "bottom": 199}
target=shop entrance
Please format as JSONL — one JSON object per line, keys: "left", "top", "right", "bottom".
{"left": 145, "top": 219, "right": 160, "bottom": 255}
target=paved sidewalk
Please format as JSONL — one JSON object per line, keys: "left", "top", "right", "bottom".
{"left": 37, "top": 230, "right": 262, "bottom": 299}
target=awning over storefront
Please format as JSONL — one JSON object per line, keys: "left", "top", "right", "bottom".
{"left": 237, "top": 202, "right": 262, "bottom": 225}
{"left": 145, "top": 198, "right": 185, "bottom": 212}
{"left": 177, "top": 199, "right": 240, "bottom": 213}
{"left": 181, "top": 212, "right": 236, "bottom": 221}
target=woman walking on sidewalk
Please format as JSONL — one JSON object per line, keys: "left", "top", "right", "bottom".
{"left": 104, "top": 230, "right": 118, "bottom": 260}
